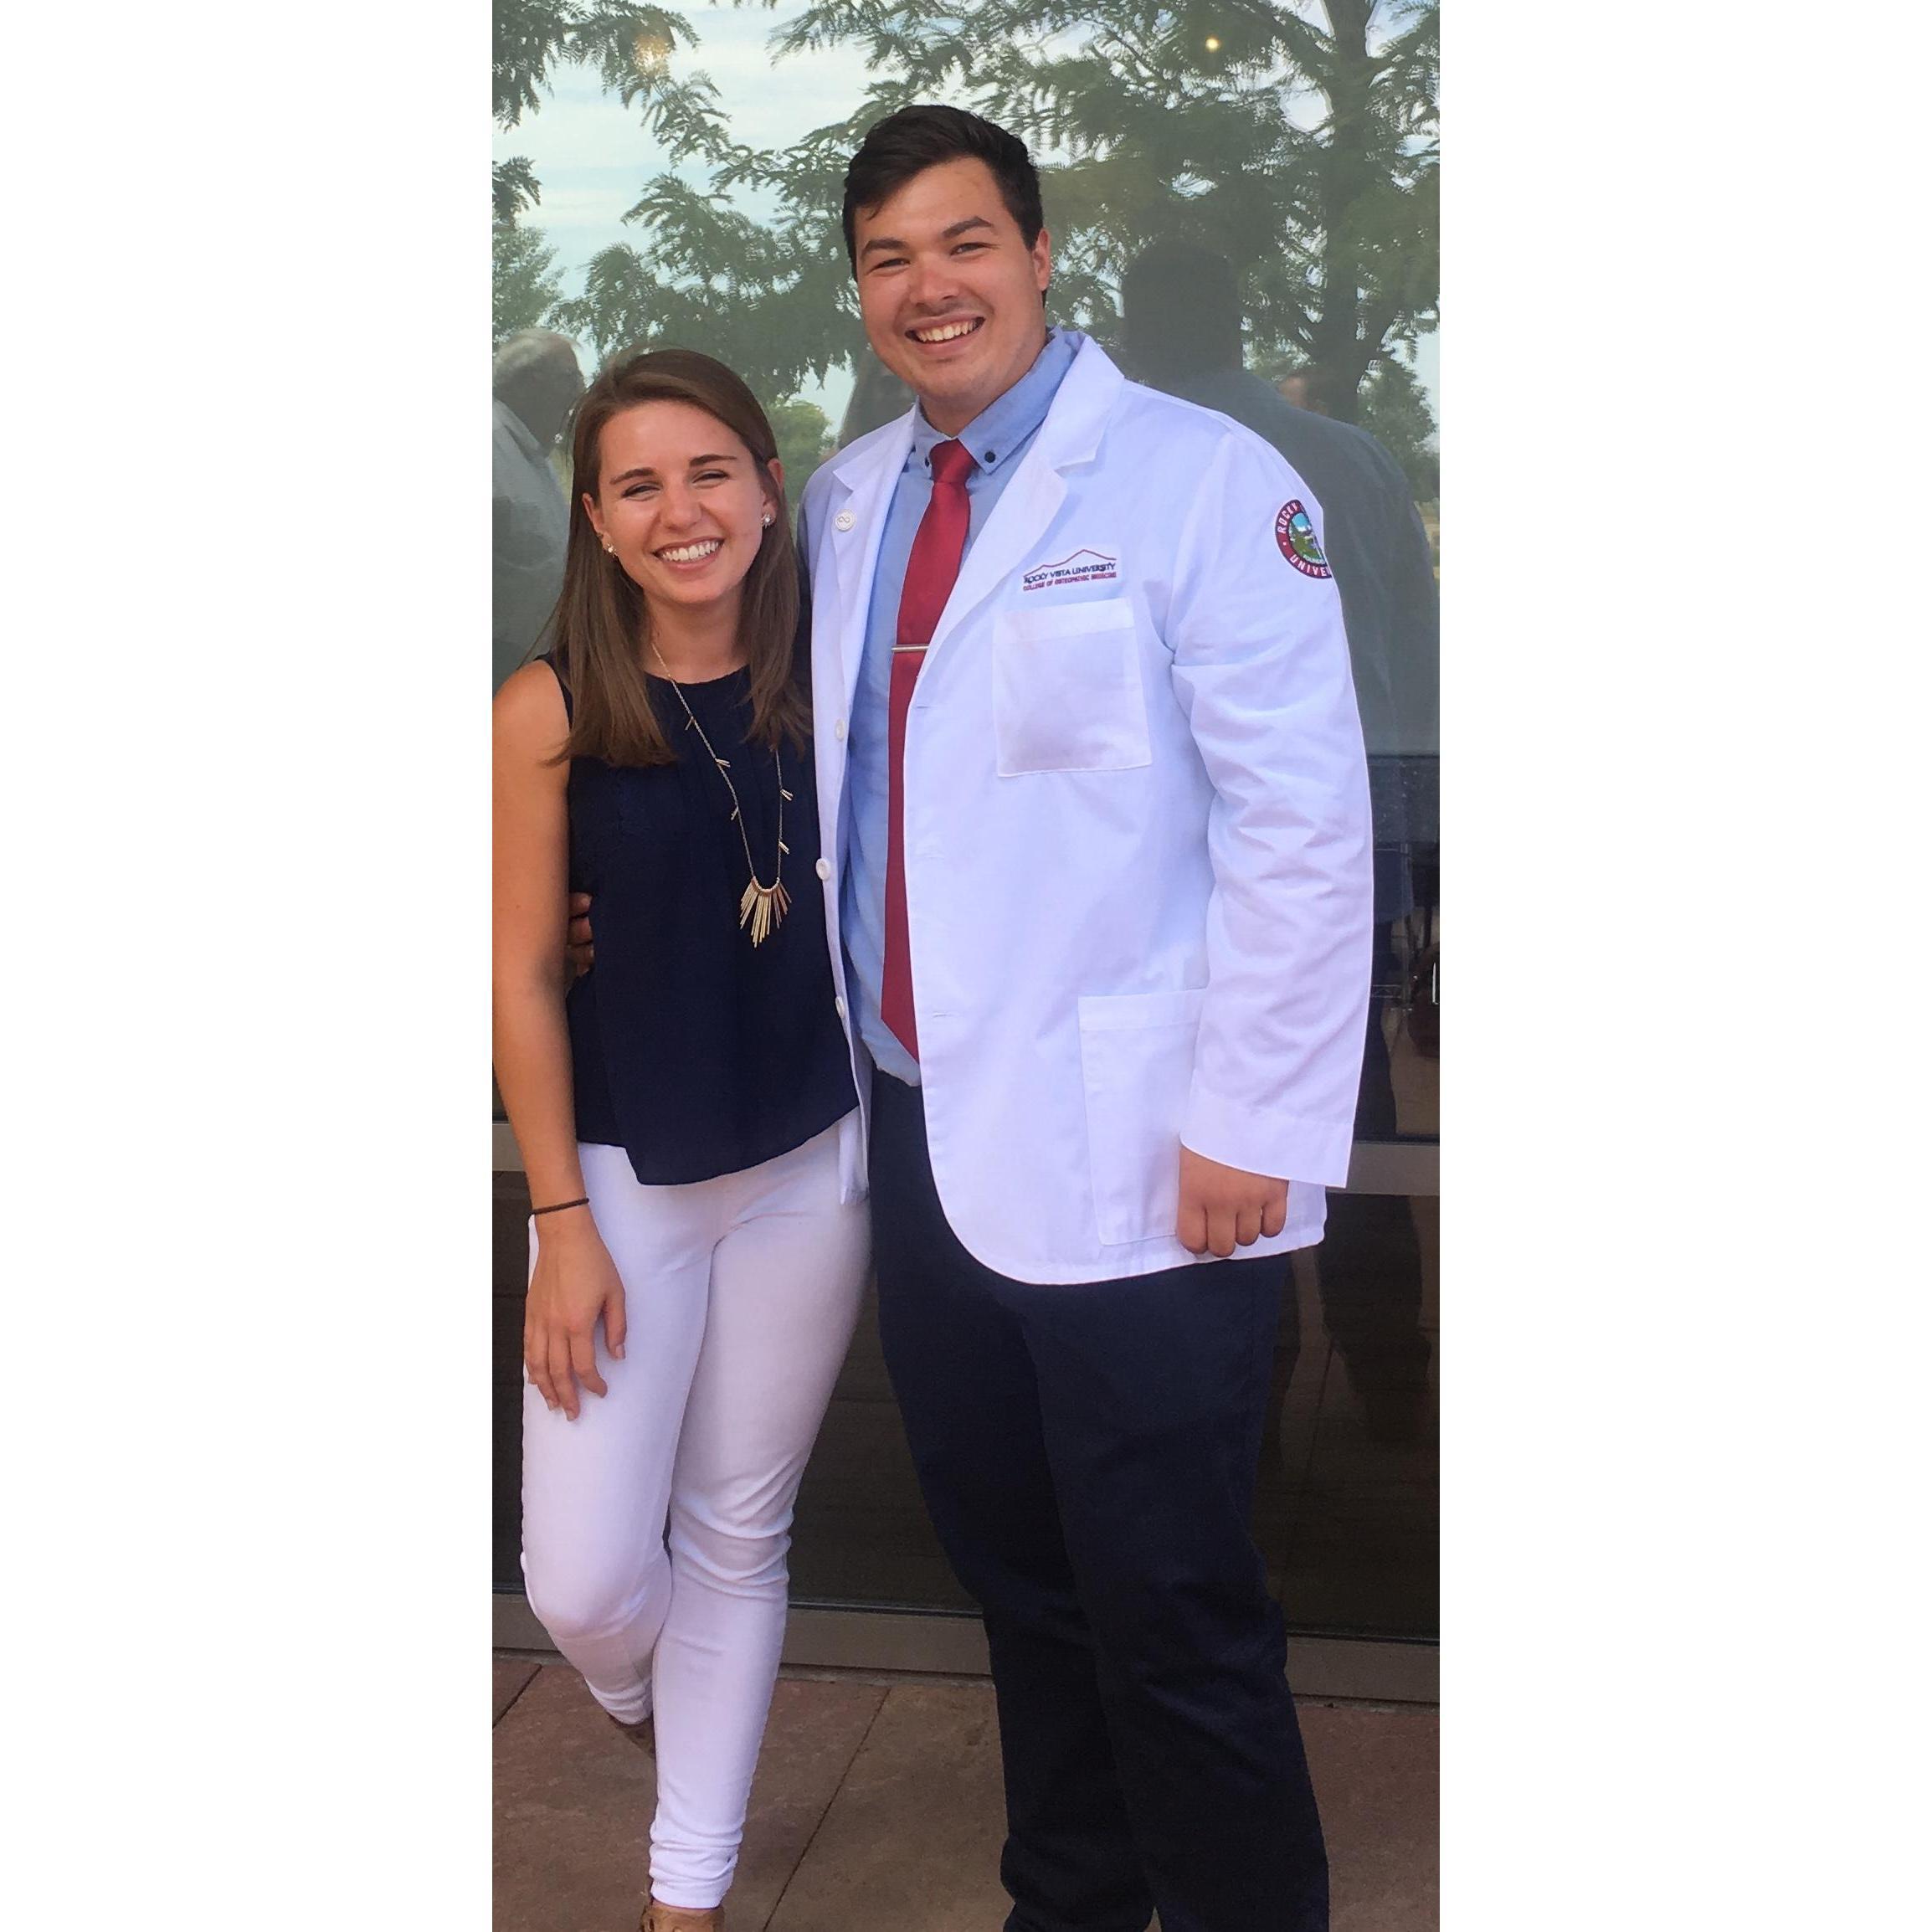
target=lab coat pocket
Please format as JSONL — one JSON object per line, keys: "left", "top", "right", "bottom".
{"left": 1077, "top": 988, "right": 1207, "bottom": 1246}
{"left": 993, "top": 599, "right": 1151, "bottom": 775}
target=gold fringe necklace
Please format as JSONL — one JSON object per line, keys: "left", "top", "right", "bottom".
{"left": 650, "top": 646, "right": 792, "bottom": 946}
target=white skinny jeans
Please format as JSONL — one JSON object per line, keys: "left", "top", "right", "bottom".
{"left": 521, "top": 1120, "right": 867, "bottom": 1909}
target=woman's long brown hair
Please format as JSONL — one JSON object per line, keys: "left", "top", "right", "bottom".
{"left": 547, "top": 348, "right": 808, "bottom": 767}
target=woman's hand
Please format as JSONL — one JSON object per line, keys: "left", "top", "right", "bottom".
{"left": 524, "top": 1210, "right": 627, "bottom": 1421}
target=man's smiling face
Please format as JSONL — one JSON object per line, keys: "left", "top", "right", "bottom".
{"left": 851, "top": 155, "right": 1052, "bottom": 437}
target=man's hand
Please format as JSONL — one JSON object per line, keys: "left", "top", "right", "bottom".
{"left": 1176, "top": 1147, "right": 1288, "bottom": 1258}
{"left": 565, "top": 891, "right": 594, "bottom": 979}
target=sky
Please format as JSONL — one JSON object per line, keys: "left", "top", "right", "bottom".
{"left": 492, "top": 4, "right": 1441, "bottom": 426}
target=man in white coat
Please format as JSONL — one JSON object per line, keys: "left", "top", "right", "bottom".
{"left": 799, "top": 108, "right": 1374, "bottom": 1932}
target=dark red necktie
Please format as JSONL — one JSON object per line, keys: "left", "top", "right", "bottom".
{"left": 881, "top": 438, "right": 976, "bottom": 1058}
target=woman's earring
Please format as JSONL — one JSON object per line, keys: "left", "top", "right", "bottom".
{"left": 761, "top": 510, "right": 774, "bottom": 527}
{"left": 601, "top": 537, "right": 615, "bottom": 553}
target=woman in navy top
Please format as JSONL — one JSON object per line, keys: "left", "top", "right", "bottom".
{"left": 493, "top": 350, "right": 865, "bottom": 1932}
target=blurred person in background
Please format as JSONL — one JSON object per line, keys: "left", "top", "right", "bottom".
{"left": 494, "top": 328, "right": 584, "bottom": 691}
{"left": 1278, "top": 368, "right": 1314, "bottom": 410}
{"left": 1121, "top": 238, "right": 1438, "bottom": 1441}
{"left": 1118, "top": 239, "right": 1437, "bottom": 799}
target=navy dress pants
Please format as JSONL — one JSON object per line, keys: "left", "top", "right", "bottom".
{"left": 868, "top": 1074, "right": 1328, "bottom": 1932}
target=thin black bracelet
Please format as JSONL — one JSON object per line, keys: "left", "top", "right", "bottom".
{"left": 531, "top": 1196, "right": 589, "bottom": 1218}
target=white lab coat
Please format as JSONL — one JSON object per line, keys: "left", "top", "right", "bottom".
{"left": 801, "top": 338, "right": 1373, "bottom": 1284}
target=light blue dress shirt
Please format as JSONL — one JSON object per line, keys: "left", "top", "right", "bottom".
{"left": 837, "top": 328, "right": 1085, "bottom": 1086}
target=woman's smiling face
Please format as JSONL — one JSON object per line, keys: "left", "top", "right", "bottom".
{"left": 583, "top": 399, "right": 779, "bottom": 622}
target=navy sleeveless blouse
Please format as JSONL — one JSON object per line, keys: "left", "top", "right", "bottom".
{"left": 545, "top": 650, "right": 856, "bottom": 1185}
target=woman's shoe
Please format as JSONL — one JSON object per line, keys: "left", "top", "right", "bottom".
{"left": 640, "top": 1904, "right": 722, "bottom": 1931}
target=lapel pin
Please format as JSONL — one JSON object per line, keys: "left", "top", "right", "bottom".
{"left": 834, "top": 509, "right": 856, "bottom": 532}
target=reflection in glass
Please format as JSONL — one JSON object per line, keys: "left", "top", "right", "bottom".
{"left": 1115, "top": 236, "right": 1437, "bottom": 1468}
{"left": 492, "top": 329, "right": 583, "bottom": 691}
{"left": 491, "top": 0, "right": 1439, "bottom": 1642}
{"left": 496, "top": 1172, "right": 1437, "bottom": 1641}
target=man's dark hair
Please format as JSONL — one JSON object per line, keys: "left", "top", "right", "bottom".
{"left": 1119, "top": 239, "right": 1244, "bottom": 383}
{"left": 841, "top": 105, "right": 1045, "bottom": 270}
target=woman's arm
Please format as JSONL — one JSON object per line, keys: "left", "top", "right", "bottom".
{"left": 492, "top": 664, "right": 627, "bottom": 1419}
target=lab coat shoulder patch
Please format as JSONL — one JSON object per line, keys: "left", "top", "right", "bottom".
{"left": 1022, "top": 547, "right": 1119, "bottom": 593}
{"left": 1274, "top": 500, "right": 1332, "bottom": 578}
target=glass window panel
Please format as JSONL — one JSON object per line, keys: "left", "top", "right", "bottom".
{"left": 493, "top": 0, "right": 1438, "bottom": 1640}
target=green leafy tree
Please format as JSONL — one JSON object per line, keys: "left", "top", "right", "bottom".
{"left": 768, "top": 397, "right": 835, "bottom": 506}
{"left": 742, "top": 0, "right": 1436, "bottom": 424}
{"left": 495, "top": 1, "right": 717, "bottom": 131}
{"left": 492, "top": 1, "right": 1436, "bottom": 444}
{"left": 550, "top": 177, "right": 858, "bottom": 400}
{"left": 494, "top": 156, "right": 542, "bottom": 225}
{"left": 495, "top": 224, "right": 567, "bottom": 343}
{"left": 1355, "top": 356, "right": 1436, "bottom": 503}
{"left": 495, "top": 2, "right": 772, "bottom": 366}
